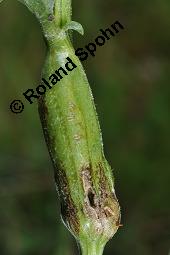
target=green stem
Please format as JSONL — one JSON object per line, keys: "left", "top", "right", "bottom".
{"left": 80, "top": 241, "right": 105, "bottom": 255}
{"left": 54, "top": 0, "right": 71, "bottom": 27}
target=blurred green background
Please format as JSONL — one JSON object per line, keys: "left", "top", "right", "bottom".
{"left": 0, "top": 0, "right": 170, "bottom": 254}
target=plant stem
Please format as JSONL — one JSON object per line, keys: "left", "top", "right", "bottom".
{"left": 79, "top": 241, "right": 105, "bottom": 255}
{"left": 8, "top": 1, "right": 121, "bottom": 255}
{"left": 54, "top": 0, "right": 71, "bottom": 27}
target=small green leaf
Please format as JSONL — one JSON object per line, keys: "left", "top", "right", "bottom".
{"left": 64, "top": 21, "right": 84, "bottom": 35}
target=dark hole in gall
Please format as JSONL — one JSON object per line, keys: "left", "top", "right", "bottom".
{"left": 87, "top": 189, "right": 96, "bottom": 208}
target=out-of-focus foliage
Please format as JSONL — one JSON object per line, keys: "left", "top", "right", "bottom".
{"left": 0, "top": 0, "right": 170, "bottom": 254}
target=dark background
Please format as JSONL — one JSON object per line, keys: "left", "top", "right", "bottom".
{"left": 0, "top": 0, "right": 170, "bottom": 254}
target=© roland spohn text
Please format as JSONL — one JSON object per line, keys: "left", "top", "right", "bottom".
{"left": 10, "top": 20, "right": 124, "bottom": 113}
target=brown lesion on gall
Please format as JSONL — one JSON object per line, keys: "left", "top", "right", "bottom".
{"left": 104, "top": 206, "right": 115, "bottom": 217}
{"left": 54, "top": 165, "right": 80, "bottom": 235}
{"left": 80, "top": 162, "right": 120, "bottom": 237}
{"left": 116, "top": 213, "right": 123, "bottom": 228}
{"left": 38, "top": 95, "right": 80, "bottom": 237}
{"left": 81, "top": 165, "right": 93, "bottom": 194}
{"left": 38, "top": 97, "right": 48, "bottom": 122}
{"left": 81, "top": 165, "right": 99, "bottom": 219}
{"left": 38, "top": 98, "right": 56, "bottom": 165}
{"left": 98, "top": 162, "right": 120, "bottom": 216}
